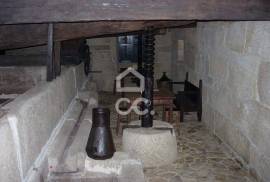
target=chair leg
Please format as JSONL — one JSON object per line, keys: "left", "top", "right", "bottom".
{"left": 164, "top": 110, "right": 169, "bottom": 122}
{"left": 113, "top": 80, "right": 116, "bottom": 95}
{"left": 118, "top": 114, "right": 131, "bottom": 136}
{"left": 128, "top": 113, "right": 131, "bottom": 124}
{"left": 116, "top": 114, "right": 120, "bottom": 135}
{"left": 119, "top": 123, "right": 123, "bottom": 136}
{"left": 180, "top": 110, "right": 184, "bottom": 123}
{"left": 168, "top": 106, "right": 173, "bottom": 123}
{"left": 176, "top": 111, "right": 180, "bottom": 126}
{"left": 197, "top": 111, "right": 202, "bottom": 122}
{"left": 162, "top": 106, "right": 165, "bottom": 121}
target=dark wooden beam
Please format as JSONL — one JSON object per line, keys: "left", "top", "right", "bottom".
{"left": 0, "top": 21, "right": 193, "bottom": 50}
{"left": 0, "top": 0, "right": 270, "bottom": 24}
{"left": 0, "top": 24, "right": 48, "bottom": 50}
{"left": 47, "top": 23, "right": 54, "bottom": 81}
{"left": 0, "top": 55, "right": 46, "bottom": 66}
{"left": 54, "top": 41, "right": 61, "bottom": 76}
{"left": 55, "top": 21, "right": 194, "bottom": 41}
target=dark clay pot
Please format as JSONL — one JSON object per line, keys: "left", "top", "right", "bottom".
{"left": 157, "top": 72, "right": 172, "bottom": 91}
{"left": 85, "top": 108, "right": 115, "bottom": 160}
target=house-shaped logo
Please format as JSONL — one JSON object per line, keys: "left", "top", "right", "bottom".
{"left": 116, "top": 67, "right": 145, "bottom": 93}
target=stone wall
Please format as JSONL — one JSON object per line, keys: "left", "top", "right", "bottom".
{"left": 0, "top": 64, "right": 86, "bottom": 182}
{"left": 154, "top": 31, "right": 173, "bottom": 80}
{"left": 0, "top": 66, "right": 46, "bottom": 94}
{"left": 171, "top": 28, "right": 196, "bottom": 91}
{"left": 87, "top": 31, "right": 173, "bottom": 92}
{"left": 172, "top": 22, "right": 270, "bottom": 182}
{"left": 87, "top": 37, "right": 118, "bottom": 92}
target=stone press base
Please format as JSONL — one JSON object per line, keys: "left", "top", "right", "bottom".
{"left": 122, "top": 120, "right": 178, "bottom": 168}
{"left": 84, "top": 152, "right": 145, "bottom": 182}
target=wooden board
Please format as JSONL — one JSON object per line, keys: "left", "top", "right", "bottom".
{"left": 0, "top": 0, "right": 270, "bottom": 24}
{"left": 0, "top": 21, "right": 194, "bottom": 50}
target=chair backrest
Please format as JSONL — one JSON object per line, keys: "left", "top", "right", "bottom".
{"left": 173, "top": 72, "right": 203, "bottom": 111}
{"left": 184, "top": 81, "right": 199, "bottom": 92}
{"left": 183, "top": 73, "right": 202, "bottom": 105}
{"left": 184, "top": 81, "right": 199, "bottom": 103}
{"left": 183, "top": 72, "right": 202, "bottom": 92}
{"left": 185, "top": 72, "right": 189, "bottom": 82}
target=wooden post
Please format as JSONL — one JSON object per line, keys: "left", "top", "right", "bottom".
{"left": 47, "top": 23, "right": 54, "bottom": 81}
{"left": 54, "top": 41, "right": 61, "bottom": 76}
{"left": 141, "top": 27, "right": 155, "bottom": 128}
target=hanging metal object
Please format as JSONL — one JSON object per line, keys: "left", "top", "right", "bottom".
{"left": 86, "top": 108, "right": 115, "bottom": 160}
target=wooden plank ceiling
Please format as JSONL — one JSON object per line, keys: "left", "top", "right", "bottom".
{"left": 1, "top": 0, "right": 270, "bottom": 24}
{"left": 0, "top": 0, "right": 270, "bottom": 50}
{"left": 0, "top": 21, "right": 194, "bottom": 50}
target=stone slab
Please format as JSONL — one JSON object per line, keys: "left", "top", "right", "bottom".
{"left": 47, "top": 100, "right": 83, "bottom": 173}
{"left": 49, "top": 99, "right": 97, "bottom": 173}
{"left": 0, "top": 116, "right": 21, "bottom": 182}
{"left": 4, "top": 67, "right": 77, "bottom": 177}
{"left": 85, "top": 152, "right": 144, "bottom": 182}
{"left": 48, "top": 172, "right": 118, "bottom": 182}
{"left": 0, "top": 65, "right": 85, "bottom": 181}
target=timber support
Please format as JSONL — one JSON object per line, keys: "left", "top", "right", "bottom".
{"left": 141, "top": 27, "right": 155, "bottom": 128}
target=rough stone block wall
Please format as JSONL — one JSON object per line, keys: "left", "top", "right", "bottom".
{"left": 171, "top": 28, "right": 196, "bottom": 91}
{"left": 87, "top": 32, "right": 173, "bottom": 92}
{"left": 0, "top": 67, "right": 46, "bottom": 94}
{"left": 0, "top": 116, "right": 21, "bottom": 182}
{"left": 154, "top": 31, "right": 173, "bottom": 80}
{"left": 173, "top": 22, "right": 270, "bottom": 182}
{"left": 87, "top": 38, "right": 118, "bottom": 92}
{"left": 0, "top": 64, "right": 86, "bottom": 182}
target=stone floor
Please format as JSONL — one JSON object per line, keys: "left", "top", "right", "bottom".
{"left": 99, "top": 92, "right": 256, "bottom": 182}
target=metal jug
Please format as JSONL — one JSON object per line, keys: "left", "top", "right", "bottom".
{"left": 86, "top": 108, "right": 115, "bottom": 160}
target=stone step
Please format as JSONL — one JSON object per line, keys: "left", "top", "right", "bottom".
{"left": 49, "top": 172, "right": 118, "bottom": 182}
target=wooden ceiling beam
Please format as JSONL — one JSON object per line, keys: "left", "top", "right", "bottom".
{"left": 0, "top": 21, "right": 193, "bottom": 50}
{"left": 0, "top": 0, "right": 270, "bottom": 24}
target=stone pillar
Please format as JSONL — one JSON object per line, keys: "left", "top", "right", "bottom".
{"left": 141, "top": 27, "right": 155, "bottom": 128}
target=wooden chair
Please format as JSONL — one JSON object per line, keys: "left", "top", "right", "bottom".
{"left": 171, "top": 72, "right": 202, "bottom": 122}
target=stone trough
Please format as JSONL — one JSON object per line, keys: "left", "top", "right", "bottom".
{"left": 48, "top": 86, "right": 146, "bottom": 182}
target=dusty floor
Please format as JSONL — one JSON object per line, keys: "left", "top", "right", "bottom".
{"left": 99, "top": 92, "right": 256, "bottom": 182}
